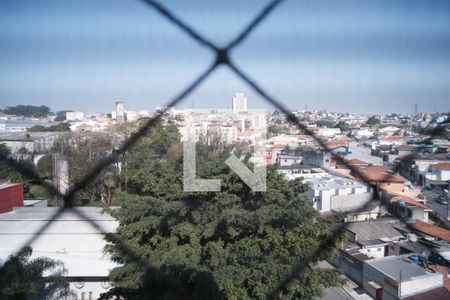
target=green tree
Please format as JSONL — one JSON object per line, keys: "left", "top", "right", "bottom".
{"left": 0, "top": 144, "right": 39, "bottom": 198}
{"left": 54, "top": 110, "right": 72, "bottom": 122}
{"left": 36, "top": 154, "right": 53, "bottom": 179}
{"left": 334, "top": 121, "right": 349, "bottom": 132}
{"left": 0, "top": 246, "right": 68, "bottom": 300}
{"left": 102, "top": 136, "right": 344, "bottom": 299}
{"left": 365, "top": 116, "right": 380, "bottom": 127}
{"left": 267, "top": 124, "right": 290, "bottom": 138}
{"left": 2, "top": 105, "right": 51, "bottom": 118}
{"left": 28, "top": 123, "right": 71, "bottom": 132}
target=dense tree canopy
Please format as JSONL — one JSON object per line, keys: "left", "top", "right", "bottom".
{"left": 101, "top": 124, "right": 344, "bottom": 300}
{"left": 28, "top": 123, "right": 71, "bottom": 132}
{"left": 365, "top": 116, "right": 380, "bottom": 127}
{"left": 2, "top": 105, "right": 51, "bottom": 118}
{"left": 0, "top": 144, "right": 40, "bottom": 198}
{"left": 54, "top": 110, "right": 72, "bottom": 122}
{"left": 0, "top": 246, "right": 67, "bottom": 300}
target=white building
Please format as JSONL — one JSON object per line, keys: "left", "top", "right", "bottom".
{"left": 0, "top": 207, "right": 119, "bottom": 300}
{"left": 305, "top": 175, "right": 374, "bottom": 213}
{"left": 362, "top": 255, "right": 443, "bottom": 299}
{"left": 277, "top": 164, "right": 326, "bottom": 180}
{"left": 126, "top": 110, "right": 138, "bottom": 122}
{"left": 66, "top": 111, "right": 85, "bottom": 121}
{"left": 250, "top": 111, "right": 266, "bottom": 130}
{"left": 316, "top": 127, "right": 341, "bottom": 138}
{"left": 232, "top": 93, "right": 247, "bottom": 114}
{"left": 0, "top": 132, "right": 63, "bottom": 155}
{"left": 424, "top": 162, "right": 450, "bottom": 187}
{"left": 116, "top": 101, "right": 125, "bottom": 123}
{"left": 276, "top": 155, "right": 302, "bottom": 166}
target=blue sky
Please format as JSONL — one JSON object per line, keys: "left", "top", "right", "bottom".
{"left": 1, "top": 0, "right": 449, "bottom": 114}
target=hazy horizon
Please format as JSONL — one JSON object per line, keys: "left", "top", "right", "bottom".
{"left": 1, "top": 0, "right": 450, "bottom": 114}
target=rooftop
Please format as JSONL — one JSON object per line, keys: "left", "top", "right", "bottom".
{"left": 345, "top": 218, "right": 406, "bottom": 242}
{"left": 0, "top": 132, "right": 63, "bottom": 141}
{"left": 408, "top": 220, "right": 450, "bottom": 242}
{"left": 397, "top": 145, "right": 419, "bottom": 151}
{"left": 304, "top": 175, "right": 368, "bottom": 191}
{"left": 432, "top": 162, "right": 450, "bottom": 171}
{"left": 346, "top": 158, "right": 368, "bottom": 166}
{"left": 0, "top": 179, "right": 22, "bottom": 191}
{"left": 0, "top": 207, "right": 119, "bottom": 277}
{"left": 390, "top": 195, "right": 429, "bottom": 210}
{"left": 366, "top": 255, "right": 438, "bottom": 282}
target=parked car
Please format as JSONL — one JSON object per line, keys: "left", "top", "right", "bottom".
{"left": 436, "top": 196, "right": 449, "bottom": 205}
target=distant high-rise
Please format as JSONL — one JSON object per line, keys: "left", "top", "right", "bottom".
{"left": 414, "top": 103, "right": 418, "bottom": 116}
{"left": 116, "top": 101, "right": 125, "bottom": 123}
{"left": 232, "top": 93, "right": 247, "bottom": 114}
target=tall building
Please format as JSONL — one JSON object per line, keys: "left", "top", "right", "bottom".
{"left": 232, "top": 93, "right": 247, "bottom": 114}
{"left": 116, "top": 101, "right": 125, "bottom": 123}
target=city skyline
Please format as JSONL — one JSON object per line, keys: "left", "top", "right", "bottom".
{"left": 1, "top": 0, "right": 450, "bottom": 114}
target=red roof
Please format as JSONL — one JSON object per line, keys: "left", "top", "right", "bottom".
{"left": 352, "top": 166, "right": 406, "bottom": 183}
{"left": 432, "top": 163, "right": 450, "bottom": 171}
{"left": 403, "top": 287, "right": 450, "bottom": 300}
{"left": 346, "top": 159, "right": 368, "bottom": 166}
{"left": 390, "top": 195, "right": 429, "bottom": 209}
{"left": 272, "top": 143, "right": 286, "bottom": 148}
{"left": 397, "top": 145, "right": 418, "bottom": 151}
{"left": 408, "top": 220, "right": 450, "bottom": 241}
{"left": 384, "top": 136, "right": 402, "bottom": 141}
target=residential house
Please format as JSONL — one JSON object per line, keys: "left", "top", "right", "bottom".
{"left": 277, "top": 164, "right": 326, "bottom": 180}
{"left": 362, "top": 255, "right": 443, "bottom": 299}
{"left": 304, "top": 175, "right": 375, "bottom": 216}
{"left": 351, "top": 165, "right": 406, "bottom": 193}
{"left": 276, "top": 155, "right": 302, "bottom": 166}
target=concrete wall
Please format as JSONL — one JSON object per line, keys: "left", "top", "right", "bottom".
{"left": 362, "top": 262, "right": 399, "bottom": 300}
{"left": 0, "top": 184, "right": 23, "bottom": 213}
{"left": 400, "top": 274, "right": 443, "bottom": 298}
{"left": 362, "top": 261, "right": 443, "bottom": 300}
{"left": 330, "top": 191, "right": 374, "bottom": 212}
{"left": 68, "top": 279, "right": 111, "bottom": 300}
{"left": 335, "top": 250, "right": 364, "bottom": 285}
{"left": 360, "top": 245, "right": 386, "bottom": 259}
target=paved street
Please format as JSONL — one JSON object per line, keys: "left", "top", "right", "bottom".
{"left": 424, "top": 190, "right": 450, "bottom": 221}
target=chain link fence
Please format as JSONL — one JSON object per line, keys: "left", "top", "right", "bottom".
{"left": 0, "top": 0, "right": 447, "bottom": 299}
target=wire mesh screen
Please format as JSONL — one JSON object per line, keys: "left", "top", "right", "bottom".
{"left": 0, "top": 0, "right": 449, "bottom": 299}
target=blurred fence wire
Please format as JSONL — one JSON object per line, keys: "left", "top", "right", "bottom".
{"left": 0, "top": 0, "right": 446, "bottom": 299}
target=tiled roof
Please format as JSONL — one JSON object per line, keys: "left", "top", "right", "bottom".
{"left": 408, "top": 220, "right": 450, "bottom": 241}
{"left": 352, "top": 165, "right": 406, "bottom": 183}
{"left": 432, "top": 163, "right": 450, "bottom": 171}
{"left": 390, "top": 195, "right": 429, "bottom": 209}
{"left": 397, "top": 145, "right": 418, "bottom": 151}
{"left": 346, "top": 159, "right": 368, "bottom": 166}
{"left": 272, "top": 143, "right": 285, "bottom": 148}
{"left": 383, "top": 136, "right": 402, "bottom": 141}
{"left": 403, "top": 287, "right": 450, "bottom": 300}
